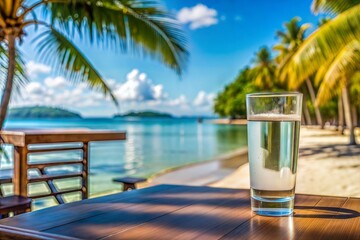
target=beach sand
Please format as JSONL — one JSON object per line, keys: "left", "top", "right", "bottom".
{"left": 147, "top": 148, "right": 248, "bottom": 187}
{"left": 211, "top": 127, "right": 360, "bottom": 197}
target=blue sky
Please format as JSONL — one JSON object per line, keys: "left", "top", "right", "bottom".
{"left": 14, "top": 0, "right": 322, "bottom": 117}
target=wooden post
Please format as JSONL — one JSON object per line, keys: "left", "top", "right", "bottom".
{"left": 13, "top": 146, "right": 28, "bottom": 197}
{"left": 82, "top": 142, "right": 89, "bottom": 199}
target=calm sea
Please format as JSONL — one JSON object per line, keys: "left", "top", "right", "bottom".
{"left": 3, "top": 118, "right": 247, "bottom": 197}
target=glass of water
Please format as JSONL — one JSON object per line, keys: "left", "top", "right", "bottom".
{"left": 246, "top": 92, "right": 302, "bottom": 216}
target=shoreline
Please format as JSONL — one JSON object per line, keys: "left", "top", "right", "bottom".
{"left": 147, "top": 126, "right": 360, "bottom": 198}
{"left": 210, "top": 119, "right": 247, "bottom": 125}
{"left": 146, "top": 147, "right": 248, "bottom": 187}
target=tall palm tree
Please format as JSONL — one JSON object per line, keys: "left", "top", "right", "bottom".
{"left": 282, "top": 1, "right": 360, "bottom": 144}
{"left": 274, "top": 17, "right": 323, "bottom": 127}
{"left": 250, "top": 47, "right": 276, "bottom": 89}
{"left": 0, "top": 0, "right": 188, "bottom": 129}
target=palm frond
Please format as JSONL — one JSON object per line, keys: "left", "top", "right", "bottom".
{"left": 0, "top": 43, "right": 28, "bottom": 95}
{"left": 316, "top": 40, "right": 360, "bottom": 105}
{"left": 283, "top": 4, "right": 360, "bottom": 89}
{"left": 33, "top": 27, "right": 118, "bottom": 105}
{"left": 314, "top": 56, "right": 334, "bottom": 86}
{"left": 44, "top": 0, "right": 188, "bottom": 75}
{"left": 312, "top": 0, "right": 360, "bottom": 15}
{"left": 297, "top": 23, "right": 311, "bottom": 41}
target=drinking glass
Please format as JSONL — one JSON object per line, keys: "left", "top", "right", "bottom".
{"left": 246, "top": 92, "right": 302, "bottom": 216}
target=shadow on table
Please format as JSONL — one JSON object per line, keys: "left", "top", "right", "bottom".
{"left": 294, "top": 206, "right": 360, "bottom": 219}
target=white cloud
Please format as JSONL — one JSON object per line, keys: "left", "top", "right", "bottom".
{"left": 193, "top": 91, "right": 215, "bottom": 107}
{"left": 26, "top": 61, "right": 51, "bottom": 77}
{"left": 167, "top": 95, "right": 188, "bottom": 107}
{"left": 16, "top": 78, "right": 107, "bottom": 108}
{"left": 177, "top": 4, "right": 218, "bottom": 29}
{"left": 12, "top": 68, "right": 217, "bottom": 117}
{"left": 44, "top": 76, "right": 68, "bottom": 88}
{"left": 113, "top": 69, "right": 166, "bottom": 102}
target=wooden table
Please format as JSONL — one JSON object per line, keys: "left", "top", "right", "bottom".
{"left": 0, "top": 129, "right": 126, "bottom": 201}
{"left": 0, "top": 184, "right": 359, "bottom": 239}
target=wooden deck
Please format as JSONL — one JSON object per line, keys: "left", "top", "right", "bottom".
{"left": 0, "top": 185, "right": 359, "bottom": 239}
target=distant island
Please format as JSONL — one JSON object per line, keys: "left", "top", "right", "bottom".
{"left": 114, "top": 111, "right": 173, "bottom": 118}
{"left": 8, "top": 106, "right": 82, "bottom": 119}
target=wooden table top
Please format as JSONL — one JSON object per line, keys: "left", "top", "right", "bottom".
{"left": 0, "top": 185, "right": 359, "bottom": 239}
{"left": 0, "top": 129, "right": 126, "bottom": 146}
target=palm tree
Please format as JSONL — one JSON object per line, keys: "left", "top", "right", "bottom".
{"left": 250, "top": 47, "right": 276, "bottom": 89}
{"left": 0, "top": 0, "right": 188, "bottom": 129}
{"left": 274, "top": 17, "right": 323, "bottom": 127}
{"left": 282, "top": 1, "right": 360, "bottom": 144}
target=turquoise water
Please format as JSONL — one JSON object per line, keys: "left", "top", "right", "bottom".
{"left": 3, "top": 118, "right": 247, "bottom": 198}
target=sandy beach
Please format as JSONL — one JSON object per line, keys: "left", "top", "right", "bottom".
{"left": 211, "top": 127, "right": 360, "bottom": 197}
{"left": 151, "top": 126, "right": 360, "bottom": 198}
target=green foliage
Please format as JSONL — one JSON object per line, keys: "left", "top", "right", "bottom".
{"left": 283, "top": 4, "right": 360, "bottom": 89}
{"left": 0, "top": 43, "right": 28, "bottom": 94}
{"left": 312, "top": 0, "right": 360, "bottom": 15}
{"left": 214, "top": 68, "right": 254, "bottom": 118}
{"left": 8, "top": 106, "right": 82, "bottom": 119}
{"left": 44, "top": 0, "right": 188, "bottom": 75}
{"left": 250, "top": 47, "right": 277, "bottom": 89}
{"left": 315, "top": 40, "right": 360, "bottom": 105}
{"left": 214, "top": 0, "right": 360, "bottom": 128}
{"left": 34, "top": 27, "right": 118, "bottom": 104}
{"left": 319, "top": 99, "right": 339, "bottom": 122}
{"left": 214, "top": 47, "right": 287, "bottom": 119}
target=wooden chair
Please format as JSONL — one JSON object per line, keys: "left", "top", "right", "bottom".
{"left": 0, "top": 169, "right": 32, "bottom": 218}
{"left": 113, "top": 177, "right": 147, "bottom": 191}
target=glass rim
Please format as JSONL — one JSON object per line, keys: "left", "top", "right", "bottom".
{"left": 246, "top": 92, "right": 302, "bottom": 98}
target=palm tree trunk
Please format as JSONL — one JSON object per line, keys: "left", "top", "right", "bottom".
{"left": 301, "top": 112, "right": 305, "bottom": 125}
{"left": 305, "top": 78, "right": 323, "bottom": 128}
{"left": 338, "top": 97, "right": 345, "bottom": 134}
{"left": 342, "top": 86, "right": 356, "bottom": 145}
{"left": 0, "top": 35, "right": 16, "bottom": 130}
{"left": 352, "top": 106, "right": 358, "bottom": 127}
{"left": 302, "top": 92, "right": 312, "bottom": 125}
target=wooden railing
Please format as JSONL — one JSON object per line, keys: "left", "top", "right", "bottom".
{"left": 0, "top": 130, "right": 126, "bottom": 205}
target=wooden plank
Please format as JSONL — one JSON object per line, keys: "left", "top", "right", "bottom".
{"left": 1, "top": 185, "right": 360, "bottom": 240}
{"left": 28, "top": 147, "right": 83, "bottom": 154}
{"left": 220, "top": 194, "right": 323, "bottom": 240}
{"left": 0, "top": 225, "right": 78, "bottom": 240}
{"left": 30, "top": 188, "right": 82, "bottom": 199}
{"left": 0, "top": 185, "right": 179, "bottom": 231}
{"left": 0, "top": 130, "right": 126, "bottom": 147}
{"left": 105, "top": 190, "right": 250, "bottom": 240}
{"left": 295, "top": 196, "right": 349, "bottom": 240}
{"left": 0, "top": 131, "right": 25, "bottom": 147}
{"left": 298, "top": 197, "right": 360, "bottom": 240}
{"left": 29, "top": 173, "right": 82, "bottom": 183}
{"left": 27, "top": 160, "right": 83, "bottom": 170}
{"left": 25, "top": 131, "right": 126, "bottom": 145}
{"left": 45, "top": 186, "right": 243, "bottom": 239}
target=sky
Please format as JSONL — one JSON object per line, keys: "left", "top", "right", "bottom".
{"left": 12, "top": 0, "right": 323, "bottom": 117}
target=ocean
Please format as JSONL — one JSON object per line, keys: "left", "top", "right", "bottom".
{"left": 2, "top": 118, "right": 247, "bottom": 206}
